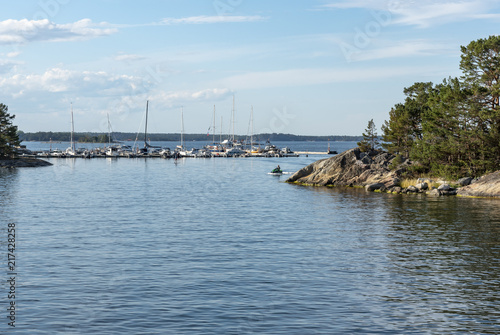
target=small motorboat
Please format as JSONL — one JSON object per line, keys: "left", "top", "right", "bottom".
{"left": 268, "top": 166, "right": 283, "bottom": 175}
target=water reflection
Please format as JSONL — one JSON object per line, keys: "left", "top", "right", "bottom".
{"left": 5, "top": 158, "right": 500, "bottom": 334}
{"left": 295, "top": 186, "right": 500, "bottom": 333}
{"left": 382, "top": 194, "right": 500, "bottom": 333}
{"left": 0, "top": 168, "right": 19, "bottom": 218}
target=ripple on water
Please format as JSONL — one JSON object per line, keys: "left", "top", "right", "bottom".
{"left": 3, "top": 157, "right": 500, "bottom": 334}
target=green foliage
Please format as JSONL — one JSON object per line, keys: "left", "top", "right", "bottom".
{"left": 460, "top": 35, "right": 500, "bottom": 169}
{"left": 382, "top": 36, "right": 500, "bottom": 179}
{"left": 0, "top": 104, "right": 20, "bottom": 158}
{"left": 382, "top": 82, "right": 432, "bottom": 158}
{"left": 358, "top": 119, "right": 379, "bottom": 152}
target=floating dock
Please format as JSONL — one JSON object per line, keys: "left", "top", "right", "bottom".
{"left": 295, "top": 151, "right": 329, "bottom": 155}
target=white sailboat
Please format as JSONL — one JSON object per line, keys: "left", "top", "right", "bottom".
{"left": 65, "top": 102, "right": 77, "bottom": 156}
{"left": 105, "top": 113, "right": 119, "bottom": 158}
{"left": 176, "top": 107, "right": 193, "bottom": 157}
{"left": 205, "top": 105, "right": 225, "bottom": 156}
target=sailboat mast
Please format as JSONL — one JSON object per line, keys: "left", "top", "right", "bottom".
{"left": 250, "top": 105, "right": 254, "bottom": 153}
{"left": 107, "top": 113, "right": 111, "bottom": 147}
{"left": 70, "top": 102, "right": 75, "bottom": 152}
{"left": 232, "top": 95, "right": 235, "bottom": 142}
{"left": 213, "top": 105, "right": 216, "bottom": 144}
{"left": 181, "top": 107, "right": 184, "bottom": 149}
{"left": 144, "top": 100, "right": 149, "bottom": 146}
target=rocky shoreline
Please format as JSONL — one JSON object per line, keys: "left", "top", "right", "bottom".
{"left": 0, "top": 157, "right": 53, "bottom": 168}
{"left": 286, "top": 148, "right": 500, "bottom": 199}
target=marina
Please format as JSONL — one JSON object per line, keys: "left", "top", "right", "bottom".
{"left": 22, "top": 143, "right": 306, "bottom": 159}
{"left": 19, "top": 99, "right": 344, "bottom": 160}
{"left": 21, "top": 99, "right": 319, "bottom": 159}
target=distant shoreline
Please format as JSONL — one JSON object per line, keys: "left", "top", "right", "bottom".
{"left": 19, "top": 132, "right": 362, "bottom": 143}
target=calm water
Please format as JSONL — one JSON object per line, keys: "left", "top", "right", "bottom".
{"left": 1, "top": 141, "right": 500, "bottom": 334}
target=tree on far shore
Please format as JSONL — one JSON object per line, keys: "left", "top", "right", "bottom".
{"left": 0, "top": 104, "right": 20, "bottom": 158}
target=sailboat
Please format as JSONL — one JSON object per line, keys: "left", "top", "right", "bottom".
{"left": 175, "top": 107, "right": 193, "bottom": 157}
{"left": 327, "top": 140, "right": 338, "bottom": 155}
{"left": 138, "top": 101, "right": 152, "bottom": 155}
{"left": 205, "top": 105, "right": 225, "bottom": 156}
{"left": 105, "top": 113, "right": 119, "bottom": 157}
{"left": 135, "top": 100, "right": 168, "bottom": 157}
{"left": 248, "top": 105, "right": 261, "bottom": 156}
{"left": 65, "top": 102, "right": 77, "bottom": 156}
{"left": 222, "top": 95, "right": 246, "bottom": 157}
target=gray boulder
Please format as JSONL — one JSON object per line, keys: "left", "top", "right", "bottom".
{"left": 418, "top": 177, "right": 433, "bottom": 184}
{"left": 286, "top": 148, "right": 400, "bottom": 188}
{"left": 457, "top": 171, "right": 500, "bottom": 198}
{"left": 415, "top": 182, "right": 428, "bottom": 191}
{"left": 392, "top": 186, "right": 402, "bottom": 194}
{"left": 457, "top": 177, "right": 473, "bottom": 186}
{"left": 428, "top": 188, "right": 441, "bottom": 197}
{"left": 438, "top": 184, "right": 451, "bottom": 191}
{"left": 361, "top": 156, "right": 373, "bottom": 165}
{"left": 365, "top": 183, "right": 385, "bottom": 192}
{"left": 407, "top": 185, "right": 418, "bottom": 193}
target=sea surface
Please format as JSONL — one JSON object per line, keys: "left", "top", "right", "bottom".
{"left": 1, "top": 141, "right": 500, "bottom": 334}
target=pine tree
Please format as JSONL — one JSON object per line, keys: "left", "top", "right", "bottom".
{"left": 460, "top": 35, "right": 500, "bottom": 170}
{"left": 382, "top": 82, "right": 432, "bottom": 158}
{"left": 380, "top": 36, "right": 500, "bottom": 178}
{"left": 0, "top": 104, "right": 21, "bottom": 158}
{"left": 410, "top": 78, "right": 475, "bottom": 177}
{"left": 358, "top": 119, "right": 378, "bottom": 152}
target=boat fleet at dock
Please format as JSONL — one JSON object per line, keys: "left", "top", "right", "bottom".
{"left": 26, "top": 99, "right": 307, "bottom": 159}
{"left": 29, "top": 142, "right": 300, "bottom": 159}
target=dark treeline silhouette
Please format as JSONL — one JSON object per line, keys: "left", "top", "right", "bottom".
{"left": 18, "top": 131, "right": 362, "bottom": 143}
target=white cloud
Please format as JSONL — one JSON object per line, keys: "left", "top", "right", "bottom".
{"left": 6, "top": 51, "right": 20, "bottom": 58}
{"left": 346, "top": 40, "right": 455, "bottom": 62}
{"left": 320, "top": 0, "right": 386, "bottom": 10}
{"left": 0, "top": 19, "right": 117, "bottom": 44}
{"left": 0, "top": 58, "right": 21, "bottom": 74}
{"left": 320, "top": 0, "right": 499, "bottom": 28}
{"left": 391, "top": 1, "right": 485, "bottom": 28}
{"left": 154, "top": 88, "right": 233, "bottom": 105}
{"left": 0, "top": 67, "right": 142, "bottom": 97}
{"left": 472, "top": 13, "right": 500, "bottom": 19}
{"left": 218, "top": 66, "right": 439, "bottom": 90}
{"left": 160, "top": 15, "right": 267, "bottom": 25}
{"left": 114, "top": 54, "right": 146, "bottom": 62}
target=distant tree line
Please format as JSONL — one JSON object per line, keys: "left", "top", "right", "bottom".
{"left": 18, "top": 131, "right": 362, "bottom": 143}
{"left": 364, "top": 35, "right": 500, "bottom": 179}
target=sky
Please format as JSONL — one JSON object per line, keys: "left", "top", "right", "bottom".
{"left": 0, "top": 0, "right": 499, "bottom": 136}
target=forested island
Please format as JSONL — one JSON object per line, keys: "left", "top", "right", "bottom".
{"left": 289, "top": 36, "right": 500, "bottom": 197}
{"left": 363, "top": 35, "right": 500, "bottom": 180}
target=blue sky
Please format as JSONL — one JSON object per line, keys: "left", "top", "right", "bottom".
{"left": 1, "top": 0, "right": 499, "bottom": 136}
